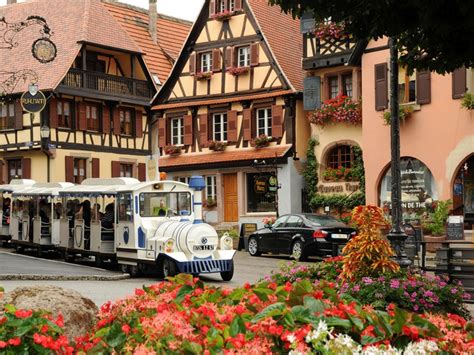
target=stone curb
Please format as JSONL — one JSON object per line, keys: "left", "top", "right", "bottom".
{"left": 0, "top": 274, "right": 130, "bottom": 281}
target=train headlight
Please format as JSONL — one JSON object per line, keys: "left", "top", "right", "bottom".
{"left": 220, "top": 233, "right": 233, "bottom": 250}
{"left": 165, "top": 239, "right": 174, "bottom": 253}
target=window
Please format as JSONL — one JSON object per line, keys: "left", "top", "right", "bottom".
{"left": 256, "top": 108, "right": 272, "bottom": 136}
{"left": 73, "top": 158, "right": 87, "bottom": 184}
{"left": 86, "top": 104, "right": 99, "bottom": 131}
{"left": 0, "top": 103, "right": 15, "bottom": 130}
{"left": 117, "top": 193, "right": 133, "bottom": 222}
{"left": 200, "top": 52, "right": 212, "bottom": 73}
{"left": 327, "top": 145, "right": 353, "bottom": 169}
{"left": 206, "top": 175, "right": 217, "bottom": 201}
{"left": 218, "top": 0, "right": 235, "bottom": 12}
{"left": 328, "top": 76, "right": 339, "bottom": 99}
{"left": 57, "top": 100, "right": 71, "bottom": 128}
{"left": 342, "top": 74, "right": 353, "bottom": 97}
{"left": 120, "top": 109, "right": 133, "bottom": 136}
{"left": 398, "top": 67, "right": 416, "bottom": 104}
{"left": 246, "top": 172, "right": 277, "bottom": 213}
{"left": 120, "top": 163, "right": 133, "bottom": 178}
{"left": 212, "top": 113, "right": 227, "bottom": 141}
{"left": 139, "top": 192, "right": 191, "bottom": 217}
{"left": 176, "top": 176, "right": 190, "bottom": 184}
{"left": 7, "top": 159, "right": 22, "bottom": 182}
{"left": 285, "top": 215, "right": 303, "bottom": 228}
{"left": 237, "top": 46, "right": 250, "bottom": 67}
{"left": 171, "top": 117, "right": 184, "bottom": 145}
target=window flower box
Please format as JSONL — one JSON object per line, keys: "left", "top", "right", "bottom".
{"left": 227, "top": 66, "right": 249, "bottom": 76}
{"left": 382, "top": 104, "right": 414, "bottom": 125}
{"left": 203, "top": 197, "right": 217, "bottom": 208}
{"left": 314, "top": 21, "right": 347, "bottom": 41}
{"left": 323, "top": 166, "right": 355, "bottom": 182}
{"left": 208, "top": 140, "right": 227, "bottom": 151}
{"left": 211, "top": 9, "right": 242, "bottom": 21}
{"left": 195, "top": 71, "right": 212, "bottom": 81}
{"left": 164, "top": 145, "right": 182, "bottom": 156}
{"left": 250, "top": 134, "right": 272, "bottom": 148}
{"left": 307, "top": 94, "right": 362, "bottom": 126}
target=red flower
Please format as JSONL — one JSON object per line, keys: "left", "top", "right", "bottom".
{"left": 284, "top": 282, "right": 292, "bottom": 292}
{"left": 243, "top": 283, "right": 251, "bottom": 290}
{"left": 402, "top": 325, "right": 419, "bottom": 340}
{"left": 386, "top": 303, "right": 396, "bottom": 317}
{"left": 41, "top": 325, "right": 49, "bottom": 333}
{"left": 55, "top": 314, "right": 64, "bottom": 328}
{"left": 122, "top": 324, "right": 131, "bottom": 335}
{"left": 268, "top": 324, "right": 283, "bottom": 336}
{"left": 0, "top": 341, "right": 7, "bottom": 349}
{"left": 313, "top": 290, "right": 324, "bottom": 299}
{"left": 8, "top": 338, "right": 21, "bottom": 346}
{"left": 135, "top": 288, "right": 145, "bottom": 296}
{"left": 361, "top": 325, "right": 375, "bottom": 337}
{"left": 15, "top": 309, "right": 33, "bottom": 318}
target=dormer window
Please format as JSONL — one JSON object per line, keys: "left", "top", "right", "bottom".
{"left": 218, "top": 0, "right": 236, "bottom": 12}
{"left": 238, "top": 46, "right": 250, "bottom": 67}
{"left": 200, "top": 52, "right": 213, "bottom": 73}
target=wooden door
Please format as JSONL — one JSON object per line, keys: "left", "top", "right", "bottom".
{"left": 223, "top": 173, "right": 238, "bottom": 222}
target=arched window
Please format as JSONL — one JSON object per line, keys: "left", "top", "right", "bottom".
{"left": 327, "top": 145, "right": 354, "bottom": 169}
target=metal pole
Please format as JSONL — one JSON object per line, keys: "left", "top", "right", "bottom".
{"left": 387, "top": 37, "right": 411, "bottom": 267}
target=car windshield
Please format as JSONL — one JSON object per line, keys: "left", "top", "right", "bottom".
{"left": 305, "top": 215, "right": 341, "bottom": 226}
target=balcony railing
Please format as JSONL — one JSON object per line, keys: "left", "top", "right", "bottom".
{"left": 61, "top": 68, "right": 153, "bottom": 100}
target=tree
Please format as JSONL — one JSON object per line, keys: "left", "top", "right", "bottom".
{"left": 268, "top": 0, "right": 474, "bottom": 73}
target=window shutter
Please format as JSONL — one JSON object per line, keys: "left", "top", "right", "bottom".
{"left": 77, "top": 102, "right": 87, "bottom": 130}
{"left": 138, "top": 163, "right": 146, "bottom": 182}
{"left": 416, "top": 70, "right": 431, "bottom": 105}
{"left": 113, "top": 107, "right": 121, "bottom": 135}
{"left": 50, "top": 98, "right": 58, "bottom": 128}
{"left": 158, "top": 117, "right": 166, "bottom": 147}
{"left": 271, "top": 105, "right": 283, "bottom": 138}
{"left": 212, "top": 48, "right": 221, "bottom": 72}
{"left": 91, "top": 158, "right": 100, "bottom": 178}
{"left": 234, "top": 0, "right": 242, "bottom": 10}
{"left": 65, "top": 156, "right": 74, "bottom": 183}
{"left": 242, "top": 108, "right": 251, "bottom": 140}
{"left": 250, "top": 42, "right": 259, "bottom": 67}
{"left": 199, "top": 113, "right": 209, "bottom": 147}
{"left": 452, "top": 67, "right": 467, "bottom": 99}
{"left": 374, "top": 63, "right": 388, "bottom": 111}
{"left": 227, "top": 110, "right": 237, "bottom": 142}
{"left": 135, "top": 109, "right": 143, "bottom": 138}
{"left": 0, "top": 160, "right": 3, "bottom": 185}
{"left": 101, "top": 105, "right": 110, "bottom": 133}
{"left": 111, "top": 161, "right": 121, "bottom": 178}
{"left": 184, "top": 114, "right": 193, "bottom": 145}
{"left": 21, "top": 158, "right": 31, "bottom": 179}
{"left": 225, "top": 47, "right": 234, "bottom": 70}
{"left": 209, "top": 0, "right": 216, "bottom": 17}
{"left": 14, "top": 101, "right": 23, "bottom": 130}
{"left": 189, "top": 52, "right": 196, "bottom": 75}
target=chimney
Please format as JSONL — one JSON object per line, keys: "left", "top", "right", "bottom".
{"left": 149, "top": 0, "right": 157, "bottom": 44}
{"left": 7, "top": 0, "right": 17, "bottom": 4}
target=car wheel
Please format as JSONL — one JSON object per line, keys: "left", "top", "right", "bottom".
{"left": 220, "top": 260, "right": 234, "bottom": 281}
{"left": 248, "top": 237, "right": 261, "bottom": 256}
{"left": 291, "top": 240, "right": 307, "bottom": 261}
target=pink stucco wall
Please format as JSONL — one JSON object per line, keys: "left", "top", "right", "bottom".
{"left": 362, "top": 39, "right": 474, "bottom": 205}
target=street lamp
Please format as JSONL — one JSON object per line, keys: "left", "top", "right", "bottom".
{"left": 40, "top": 124, "right": 50, "bottom": 140}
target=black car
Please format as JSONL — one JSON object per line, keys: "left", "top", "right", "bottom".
{"left": 247, "top": 214, "right": 356, "bottom": 260}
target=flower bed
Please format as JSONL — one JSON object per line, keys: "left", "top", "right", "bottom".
{"left": 308, "top": 94, "right": 362, "bottom": 126}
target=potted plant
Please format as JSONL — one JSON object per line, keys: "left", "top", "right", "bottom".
{"left": 204, "top": 197, "right": 217, "bottom": 208}
{"left": 227, "top": 66, "right": 249, "bottom": 76}
{"left": 195, "top": 71, "right": 212, "bottom": 81}
{"left": 461, "top": 92, "right": 474, "bottom": 110}
{"left": 250, "top": 134, "right": 272, "bottom": 148}
{"left": 422, "top": 200, "right": 451, "bottom": 253}
{"left": 307, "top": 94, "right": 362, "bottom": 127}
{"left": 208, "top": 140, "right": 227, "bottom": 151}
{"left": 164, "top": 145, "right": 182, "bottom": 156}
{"left": 383, "top": 105, "right": 414, "bottom": 125}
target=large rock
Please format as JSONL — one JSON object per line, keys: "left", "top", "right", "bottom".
{"left": 0, "top": 285, "right": 98, "bottom": 340}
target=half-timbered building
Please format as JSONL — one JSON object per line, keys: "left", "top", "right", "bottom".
{"left": 301, "top": 16, "right": 366, "bottom": 211}
{"left": 152, "top": 0, "right": 310, "bottom": 227}
{"left": 0, "top": 0, "right": 190, "bottom": 183}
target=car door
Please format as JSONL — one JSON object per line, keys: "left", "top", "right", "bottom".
{"left": 279, "top": 215, "right": 301, "bottom": 253}
{"left": 260, "top": 216, "right": 288, "bottom": 252}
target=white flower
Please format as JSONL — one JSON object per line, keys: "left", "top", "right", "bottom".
{"left": 288, "top": 351, "right": 305, "bottom": 355}
{"left": 305, "top": 320, "right": 330, "bottom": 343}
{"left": 324, "top": 334, "right": 362, "bottom": 354}
{"left": 286, "top": 333, "right": 297, "bottom": 344}
{"left": 403, "top": 340, "right": 439, "bottom": 354}
{"left": 363, "top": 345, "right": 401, "bottom": 355}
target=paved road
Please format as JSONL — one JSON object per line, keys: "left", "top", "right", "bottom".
{"left": 0, "top": 249, "right": 300, "bottom": 306}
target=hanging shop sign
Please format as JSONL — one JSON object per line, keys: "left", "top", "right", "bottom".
{"left": 32, "top": 38, "right": 57, "bottom": 64}
{"left": 20, "top": 84, "right": 46, "bottom": 113}
{"left": 268, "top": 175, "right": 278, "bottom": 192}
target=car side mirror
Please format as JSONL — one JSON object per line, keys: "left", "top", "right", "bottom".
{"left": 264, "top": 223, "right": 272, "bottom": 229}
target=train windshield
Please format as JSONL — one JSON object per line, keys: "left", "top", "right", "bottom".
{"left": 139, "top": 192, "right": 192, "bottom": 217}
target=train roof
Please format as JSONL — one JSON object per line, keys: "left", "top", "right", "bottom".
{"left": 12, "top": 182, "right": 74, "bottom": 197}
{"left": 0, "top": 179, "right": 37, "bottom": 193}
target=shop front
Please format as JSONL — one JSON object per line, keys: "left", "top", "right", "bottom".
{"left": 452, "top": 155, "right": 474, "bottom": 228}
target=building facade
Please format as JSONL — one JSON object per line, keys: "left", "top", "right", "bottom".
{"left": 152, "top": 0, "right": 310, "bottom": 227}
{"left": 0, "top": 0, "right": 190, "bottom": 184}
{"left": 362, "top": 38, "right": 474, "bottom": 228}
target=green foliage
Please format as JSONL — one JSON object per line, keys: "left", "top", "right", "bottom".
{"left": 422, "top": 200, "right": 451, "bottom": 236}
{"left": 310, "top": 192, "right": 365, "bottom": 211}
{"left": 461, "top": 92, "right": 474, "bottom": 110}
{"left": 382, "top": 105, "right": 414, "bottom": 125}
{"left": 351, "top": 146, "right": 365, "bottom": 194}
{"left": 303, "top": 138, "right": 319, "bottom": 198}
{"left": 267, "top": 0, "right": 474, "bottom": 73}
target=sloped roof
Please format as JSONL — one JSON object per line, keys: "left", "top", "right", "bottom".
{"left": 247, "top": 0, "right": 304, "bottom": 92}
{"left": 102, "top": 1, "right": 192, "bottom": 84}
{"left": 0, "top": 0, "right": 141, "bottom": 94}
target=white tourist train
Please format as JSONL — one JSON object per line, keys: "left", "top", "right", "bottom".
{"left": 0, "top": 176, "right": 235, "bottom": 281}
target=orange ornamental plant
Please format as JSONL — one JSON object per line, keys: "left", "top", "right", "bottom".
{"left": 341, "top": 205, "right": 400, "bottom": 281}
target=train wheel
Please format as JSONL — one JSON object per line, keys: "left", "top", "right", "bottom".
{"left": 15, "top": 245, "right": 23, "bottom": 254}
{"left": 63, "top": 252, "right": 75, "bottom": 263}
{"left": 95, "top": 256, "right": 103, "bottom": 268}
{"left": 129, "top": 265, "right": 140, "bottom": 278}
{"left": 162, "top": 258, "right": 176, "bottom": 278}
{"left": 220, "top": 261, "right": 234, "bottom": 281}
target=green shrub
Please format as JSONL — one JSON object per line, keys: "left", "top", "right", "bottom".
{"left": 461, "top": 92, "right": 474, "bottom": 110}
{"left": 422, "top": 200, "right": 451, "bottom": 236}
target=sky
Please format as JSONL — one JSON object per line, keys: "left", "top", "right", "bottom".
{"left": 0, "top": 0, "right": 204, "bottom": 21}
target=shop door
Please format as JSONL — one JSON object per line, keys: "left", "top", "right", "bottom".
{"left": 223, "top": 173, "right": 238, "bottom": 222}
